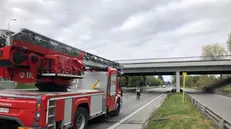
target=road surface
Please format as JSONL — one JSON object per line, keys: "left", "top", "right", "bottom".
{"left": 184, "top": 88, "right": 231, "bottom": 123}
{"left": 87, "top": 88, "right": 170, "bottom": 129}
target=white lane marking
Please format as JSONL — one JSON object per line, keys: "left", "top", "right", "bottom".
{"left": 107, "top": 94, "right": 164, "bottom": 129}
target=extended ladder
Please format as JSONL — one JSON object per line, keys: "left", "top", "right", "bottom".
{"left": 11, "top": 28, "right": 121, "bottom": 69}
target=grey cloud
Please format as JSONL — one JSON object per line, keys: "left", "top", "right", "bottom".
{"left": 0, "top": 0, "right": 231, "bottom": 61}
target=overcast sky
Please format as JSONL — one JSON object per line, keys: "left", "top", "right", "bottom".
{"left": 1, "top": 0, "right": 231, "bottom": 61}
{"left": 1, "top": 0, "right": 231, "bottom": 81}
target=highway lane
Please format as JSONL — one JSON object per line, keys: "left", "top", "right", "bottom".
{"left": 87, "top": 90, "right": 169, "bottom": 129}
{"left": 185, "top": 89, "right": 231, "bottom": 123}
{"left": 145, "top": 87, "right": 173, "bottom": 93}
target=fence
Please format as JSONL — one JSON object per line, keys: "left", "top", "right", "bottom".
{"left": 187, "top": 94, "right": 231, "bottom": 129}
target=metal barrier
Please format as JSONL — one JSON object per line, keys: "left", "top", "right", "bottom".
{"left": 215, "top": 90, "right": 231, "bottom": 97}
{"left": 187, "top": 94, "right": 231, "bottom": 129}
{"left": 122, "top": 86, "right": 159, "bottom": 93}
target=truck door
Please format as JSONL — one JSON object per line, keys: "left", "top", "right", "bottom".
{"left": 107, "top": 72, "right": 117, "bottom": 112}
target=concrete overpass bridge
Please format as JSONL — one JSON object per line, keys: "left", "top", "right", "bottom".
{"left": 115, "top": 56, "right": 231, "bottom": 92}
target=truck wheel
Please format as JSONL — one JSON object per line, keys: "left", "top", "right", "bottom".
{"left": 108, "top": 100, "right": 121, "bottom": 116}
{"left": 73, "top": 107, "right": 88, "bottom": 129}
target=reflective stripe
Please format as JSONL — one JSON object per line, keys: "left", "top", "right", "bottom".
{"left": 18, "top": 127, "right": 34, "bottom": 129}
{"left": 50, "top": 92, "right": 104, "bottom": 100}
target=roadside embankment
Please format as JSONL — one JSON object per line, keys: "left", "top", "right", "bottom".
{"left": 146, "top": 93, "right": 217, "bottom": 129}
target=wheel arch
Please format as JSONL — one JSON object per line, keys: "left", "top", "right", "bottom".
{"left": 72, "top": 97, "right": 90, "bottom": 127}
{"left": 78, "top": 103, "right": 89, "bottom": 115}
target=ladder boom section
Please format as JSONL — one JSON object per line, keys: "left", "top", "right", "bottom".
{"left": 0, "top": 28, "right": 123, "bottom": 91}
{"left": 12, "top": 28, "right": 120, "bottom": 69}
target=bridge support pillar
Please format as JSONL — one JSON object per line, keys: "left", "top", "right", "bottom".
{"left": 176, "top": 71, "right": 181, "bottom": 92}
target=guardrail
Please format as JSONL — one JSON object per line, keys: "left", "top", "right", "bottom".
{"left": 215, "top": 90, "right": 231, "bottom": 97}
{"left": 122, "top": 86, "right": 159, "bottom": 93}
{"left": 122, "top": 87, "right": 146, "bottom": 93}
{"left": 187, "top": 94, "right": 231, "bottom": 129}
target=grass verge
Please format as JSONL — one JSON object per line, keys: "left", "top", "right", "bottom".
{"left": 146, "top": 93, "right": 217, "bottom": 129}
{"left": 223, "top": 86, "right": 231, "bottom": 91}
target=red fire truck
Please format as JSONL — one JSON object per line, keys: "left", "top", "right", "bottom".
{"left": 0, "top": 28, "right": 123, "bottom": 129}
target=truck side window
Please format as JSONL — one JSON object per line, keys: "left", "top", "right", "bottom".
{"left": 110, "top": 74, "right": 117, "bottom": 96}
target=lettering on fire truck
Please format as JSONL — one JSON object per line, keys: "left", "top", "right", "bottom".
{"left": 0, "top": 102, "right": 12, "bottom": 107}
{"left": 19, "top": 72, "right": 33, "bottom": 79}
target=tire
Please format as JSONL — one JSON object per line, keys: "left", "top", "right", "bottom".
{"left": 108, "top": 100, "right": 121, "bottom": 116}
{"left": 73, "top": 107, "right": 89, "bottom": 129}
{"left": 0, "top": 121, "right": 9, "bottom": 129}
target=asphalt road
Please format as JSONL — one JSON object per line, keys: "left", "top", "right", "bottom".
{"left": 86, "top": 90, "right": 168, "bottom": 129}
{"left": 184, "top": 88, "right": 231, "bottom": 123}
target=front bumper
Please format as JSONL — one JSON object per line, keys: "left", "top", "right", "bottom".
{"left": 0, "top": 115, "right": 48, "bottom": 129}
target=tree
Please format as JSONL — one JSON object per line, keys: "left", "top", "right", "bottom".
{"left": 127, "top": 76, "right": 144, "bottom": 87}
{"left": 145, "top": 76, "right": 162, "bottom": 86}
{"left": 201, "top": 43, "right": 228, "bottom": 60}
{"left": 227, "top": 32, "right": 231, "bottom": 53}
{"left": 158, "top": 75, "right": 164, "bottom": 81}
{"left": 197, "top": 75, "right": 218, "bottom": 88}
{"left": 119, "top": 75, "right": 172, "bottom": 87}
{"left": 171, "top": 74, "right": 219, "bottom": 89}
{"left": 118, "top": 76, "right": 127, "bottom": 87}
{"left": 201, "top": 43, "right": 228, "bottom": 79}
{"left": 185, "top": 76, "right": 194, "bottom": 87}
{"left": 157, "top": 75, "right": 165, "bottom": 85}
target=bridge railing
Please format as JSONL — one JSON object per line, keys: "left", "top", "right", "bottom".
{"left": 115, "top": 55, "right": 231, "bottom": 64}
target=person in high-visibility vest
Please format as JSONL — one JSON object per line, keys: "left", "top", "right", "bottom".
{"left": 136, "top": 86, "right": 141, "bottom": 99}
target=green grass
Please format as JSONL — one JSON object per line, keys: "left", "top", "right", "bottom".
{"left": 16, "top": 83, "right": 36, "bottom": 89}
{"left": 223, "top": 86, "right": 231, "bottom": 91}
{"left": 146, "top": 93, "right": 217, "bottom": 129}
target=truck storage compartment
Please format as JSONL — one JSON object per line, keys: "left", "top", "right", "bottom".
{"left": 45, "top": 55, "right": 84, "bottom": 75}
{"left": 0, "top": 96, "right": 37, "bottom": 128}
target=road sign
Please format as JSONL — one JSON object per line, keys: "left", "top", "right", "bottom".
{"left": 182, "top": 72, "right": 187, "bottom": 104}
{"left": 183, "top": 72, "right": 187, "bottom": 76}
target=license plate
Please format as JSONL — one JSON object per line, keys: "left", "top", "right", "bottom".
{"left": 0, "top": 108, "right": 9, "bottom": 113}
